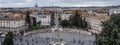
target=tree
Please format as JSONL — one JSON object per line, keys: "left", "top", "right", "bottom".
{"left": 50, "top": 12, "right": 55, "bottom": 26}
{"left": 81, "top": 18, "right": 88, "bottom": 29}
{"left": 25, "top": 11, "right": 31, "bottom": 28}
{"left": 25, "top": 11, "right": 31, "bottom": 24}
{"left": 58, "top": 14, "right": 61, "bottom": 22}
{"left": 37, "top": 21, "right": 41, "bottom": 26}
{"left": 3, "top": 31, "right": 14, "bottom": 45}
{"left": 32, "top": 17, "right": 37, "bottom": 26}
{"left": 69, "top": 11, "right": 81, "bottom": 27}
{"left": 20, "top": 31, "right": 24, "bottom": 36}
{"left": 60, "top": 20, "right": 69, "bottom": 28}
{"left": 96, "top": 14, "right": 120, "bottom": 45}
{"left": 69, "top": 11, "right": 88, "bottom": 29}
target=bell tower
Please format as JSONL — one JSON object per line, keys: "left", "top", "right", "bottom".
{"left": 35, "top": 3, "right": 38, "bottom": 8}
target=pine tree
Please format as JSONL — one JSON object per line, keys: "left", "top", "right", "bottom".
{"left": 69, "top": 11, "right": 87, "bottom": 29}
{"left": 96, "top": 14, "right": 120, "bottom": 45}
{"left": 37, "top": 21, "right": 41, "bottom": 26}
{"left": 25, "top": 11, "right": 31, "bottom": 23}
{"left": 25, "top": 11, "right": 31, "bottom": 28}
{"left": 60, "top": 20, "right": 69, "bottom": 28}
{"left": 32, "top": 17, "right": 37, "bottom": 26}
{"left": 50, "top": 12, "right": 55, "bottom": 26}
{"left": 3, "top": 31, "right": 14, "bottom": 45}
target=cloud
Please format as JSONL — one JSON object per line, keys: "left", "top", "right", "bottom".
{"left": 0, "top": 0, "right": 25, "bottom": 4}
{"left": 0, "top": 0, "right": 119, "bottom": 7}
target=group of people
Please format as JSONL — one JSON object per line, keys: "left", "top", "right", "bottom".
{"left": 14, "top": 37, "right": 95, "bottom": 45}
{"left": 66, "top": 38, "right": 95, "bottom": 45}
{"left": 12, "top": 32, "right": 95, "bottom": 45}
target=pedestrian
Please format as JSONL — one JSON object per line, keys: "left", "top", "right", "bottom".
{"left": 81, "top": 41, "right": 85, "bottom": 45}
{"left": 73, "top": 38, "right": 76, "bottom": 43}
{"left": 78, "top": 40, "right": 81, "bottom": 43}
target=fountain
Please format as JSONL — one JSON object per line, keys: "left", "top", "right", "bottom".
{"left": 50, "top": 10, "right": 67, "bottom": 45}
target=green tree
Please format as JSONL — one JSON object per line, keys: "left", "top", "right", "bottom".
{"left": 32, "top": 17, "right": 37, "bottom": 26}
{"left": 69, "top": 11, "right": 87, "bottom": 29}
{"left": 25, "top": 11, "right": 31, "bottom": 24}
{"left": 25, "top": 11, "right": 31, "bottom": 28}
{"left": 96, "top": 14, "right": 120, "bottom": 45}
{"left": 3, "top": 31, "right": 14, "bottom": 45}
{"left": 82, "top": 18, "right": 88, "bottom": 29}
{"left": 20, "top": 31, "right": 24, "bottom": 36}
{"left": 60, "top": 20, "right": 69, "bottom": 28}
{"left": 58, "top": 14, "right": 61, "bottom": 22}
{"left": 50, "top": 12, "right": 55, "bottom": 26}
{"left": 37, "top": 21, "right": 41, "bottom": 26}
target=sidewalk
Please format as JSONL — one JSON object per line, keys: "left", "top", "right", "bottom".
{"left": 62, "top": 28, "right": 92, "bottom": 35}
{"left": 24, "top": 28, "right": 51, "bottom": 36}
{"left": 24, "top": 28, "right": 92, "bottom": 36}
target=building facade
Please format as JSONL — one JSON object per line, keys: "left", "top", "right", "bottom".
{"left": 0, "top": 18, "right": 27, "bottom": 34}
{"left": 109, "top": 8, "right": 120, "bottom": 15}
{"left": 61, "top": 14, "right": 71, "bottom": 20}
{"left": 30, "top": 13, "right": 51, "bottom": 26}
{"left": 87, "top": 18, "right": 102, "bottom": 34}
{"left": 86, "top": 16, "right": 109, "bottom": 34}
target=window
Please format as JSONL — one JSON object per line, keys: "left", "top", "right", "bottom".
{"left": 14, "top": 21, "right": 15, "bottom": 24}
{"left": 43, "top": 16, "right": 47, "bottom": 18}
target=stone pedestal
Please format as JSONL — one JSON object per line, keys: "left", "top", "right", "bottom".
{"left": 50, "top": 41, "right": 66, "bottom": 45}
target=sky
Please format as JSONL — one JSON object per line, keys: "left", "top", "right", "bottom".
{"left": 0, "top": 0, "right": 120, "bottom": 7}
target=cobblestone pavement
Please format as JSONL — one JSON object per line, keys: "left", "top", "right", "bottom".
{"left": 0, "top": 32, "right": 95, "bottom": 45}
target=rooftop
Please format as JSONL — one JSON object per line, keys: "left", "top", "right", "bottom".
{"left": 0, "top": 17, "right": 24, "bottom": 21}
{"left": 86, "top": 15, "right": 110, "bottom": 21}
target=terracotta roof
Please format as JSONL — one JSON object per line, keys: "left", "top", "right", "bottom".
{"left": 0, "top": 17, "right": 25, "bottom": 21}
{"left": 86, "top": 15, "right": 110, "bottom": 21}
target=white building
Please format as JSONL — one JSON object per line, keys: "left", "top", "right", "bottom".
{"left": 87, "top": 18, "right": 102, "bottom": 34}
{"left": 30, "top": 13, "right": 51, "bottom": 26}
{"left": 86, "top": 16, "right": 109, "bottom": 34}
{"left": 0, "top": 17, "right": 27, "bottom": 34}
{"left": 61, "top": 14, "right": 71, "bottom": 20}
{"left": 109, "top": 8, "right": 120, "bottom": 15}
